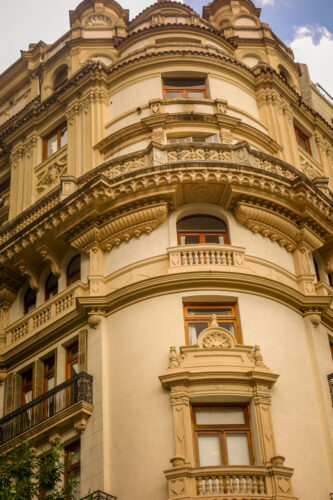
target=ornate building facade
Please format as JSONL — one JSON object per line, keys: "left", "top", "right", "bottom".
{"left": 0, "top": 0, "right": 333, "bottom": 499}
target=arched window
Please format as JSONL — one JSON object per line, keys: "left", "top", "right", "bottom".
{"left": 24, "top": 287, "right": 36, "bottom": 314}
{"left": 53, "top": 66, "right": 68, "bottom": 91}
{"left": 45, "top": 273, "right": 58, "bottom": 300}
{"left": 328, "top": 272, "right": 333, "bottom": 288}
{"left": 66, "top": 255, "right": 81, "bottom": 286}
{"left": 177, "top": 215, "right": 229, "bottom": 245}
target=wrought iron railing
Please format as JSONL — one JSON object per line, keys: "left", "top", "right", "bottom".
{"left": 81, "top": 491, "right": 116, "bottom": 500}
{"left": 0, "top": 372, "right": 93, "bottom": 444}
{"left": 328, "top": 373, "right": 333, "bottom": 403}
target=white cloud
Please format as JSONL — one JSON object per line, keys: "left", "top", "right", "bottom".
{"left": 290, "top": 25, "right": 333, "bottom": 95}
{"left": 255, "top": 0, "right": 275, "bottom": 5}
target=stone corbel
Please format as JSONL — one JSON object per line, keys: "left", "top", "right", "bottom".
{"left": 87, "top": 308, "right": 105, "bottom": 329}
{"left": 37, "top": 244, "right": 62, "bottom": 277}
{"left": 302, "top": 307, "right": 322, "bottom": 327}
{"left": 16, "top": 259, "right": 40, "bottom": 291}
{"left": 74, "top": 414, "right": 89, "bottom": 434}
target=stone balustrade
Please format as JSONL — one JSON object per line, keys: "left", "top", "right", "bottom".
{"left": 165, "top": 463, "right": 295, "bottom": 500}
{"left": 5, "top": 281, "right": 88, "bottom": 348}
{"left": 195, "top": 467, "right": 267, "bottom": 497}
{"left": 168, "top": 244, "right": 246, "bottom": 269}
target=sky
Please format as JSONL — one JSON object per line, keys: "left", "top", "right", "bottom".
{"left": 0, "top": 0, "right": 332, "bottom": 94}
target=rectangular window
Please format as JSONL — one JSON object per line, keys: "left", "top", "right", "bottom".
{"left": 192, "top": 405, "right": 253, "bottom": 466}
{"left": 65, "top": 441, "right": 81, "bottom": 500}
{"left": 184, "top": 303, "right": 241, "bottom": 345}
{"left": 295, "top": 126, "right": 311, "bottom": 155}
{"left": 42, "top": 124, "right": 68, "bottom": 160}
{"left": 163, "top": 78, "right": 207, "bottom": 98}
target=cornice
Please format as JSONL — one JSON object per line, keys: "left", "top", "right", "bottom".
{"left": 1, "top": 47, "right": 332, "bottom": 144}
{"left": 119, "top": 22, "right": 236, "bottom": 51}
{"left": 1, "top": 142, "right": 333, "bottom": 270}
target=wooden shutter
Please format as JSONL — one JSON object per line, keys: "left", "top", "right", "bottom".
{"left": 33, "top": 359, "right": 44, "bottom": 398}
{"left": 78, "top": 329, "right": 87, "bottom": 373}
{"left": 4, "top": 372, "right": 22, "bottom": 415}
{"left": 14, "top": 373, "right": 22, "bottom": 410}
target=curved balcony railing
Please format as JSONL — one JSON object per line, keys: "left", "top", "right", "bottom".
{"left": 168, "top": 244, "right": 245, "bottom": 269}
{"left": 0, "top": 372, "right": 93, "bottom": 445}
{"left": 5, "top": 281, "right": 89, "bottom": 348}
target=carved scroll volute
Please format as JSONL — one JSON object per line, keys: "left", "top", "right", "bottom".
{"left": 37, "top": 244, "right": 62, "bottom": 277}
{"left": 16, "top": 259, "right": 40, "bottom": 291}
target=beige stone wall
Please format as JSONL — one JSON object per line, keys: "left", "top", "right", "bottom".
{"left": 104, "top": 291, "right": 332, "bottom": 500}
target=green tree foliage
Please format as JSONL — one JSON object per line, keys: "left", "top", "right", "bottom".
{"left": 0, "top": 438, "right": 78, "bottom": 500}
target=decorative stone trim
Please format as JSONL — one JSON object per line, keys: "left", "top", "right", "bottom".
{"left": 159, "top": 321, "right": 298, "bottom": 499}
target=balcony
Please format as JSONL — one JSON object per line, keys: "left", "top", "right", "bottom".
{"left": 165, "top": 463, "right": 295, "bottom": 499}
{"left": 5, "top": 281, "right": 89, "bottom": 349}
{"left": 168, "top": 244, "right": 245, "bottom": 272}
{"left": 0, "top": 372, "right": 93, "bottom": 449}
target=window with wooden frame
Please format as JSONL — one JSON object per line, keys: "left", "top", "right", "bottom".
{"left": 329, "top": 337, "right": 333, "bottom": 361}
{"left": 177, "top": 215, "right": 230, "bottom": 246}
{"left": 66, "top": 255, "right": 81, "bottom": 286}
{"left": 163, "top": 78, "right": 207, "bottom": 98}
{"left": 42, "top": 123, "right": 68, "bottom": 161}
{"left": 24, "top": 287, "right": 37, "bottom": 314}
{"left": 192, "top": 404, "right": 254, "bottom": 466}
{"left": 65, "top": 441, "right": 81, "bottom": 500}
{"left": 183, "top": 303, "right": 240, "bottom": 345}
{"left": 45, "top": 273, "right": 58, "bottom": 300}
{"left": 294, "top": 126, "right": 311, "bottom": 155}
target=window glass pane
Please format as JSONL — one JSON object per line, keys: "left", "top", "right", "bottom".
{"left": 196, "top": 409, "right": 245, "bottom": 425}
{"left": 166, "top": 91, "right": 183, "bottom": 98}
{"left": 188, "top": 91, "right": 204, "bottom": 98}
{"left": 226, "top": 434, "right": 250, "bottom": 465}
{"left": 218, "top": 322, "right": 235, "bottom": 335}
{"left": 205, "top": 235, "right": 221, "bottom": 244}
{"left": 198, "top": 434, "right": 221, "bottom": 466}
{"left": 47, "top": 377, "right": 55, "bottom": 391}
{"left": 187, "top": 307, "right": 232, "bottom": 316}
{"left": 60, "top": 127, "right": 68, "bottom": 148}
{"left": 164, "top": 79, "right": 205, "bottom": 88}
{"left": 183, "top": 235, "right": 200, "bottom": 244}
{"left": 24, "top": 389, "right": 33, "bottom": 404}
{"left": 47, "top": 134, "right": 58, "bottom": 157}
{"left": 297, "top": 134, "right": 308, "bottom": 151}
{"left": 178, "top": 215, "right": 227, "bottom": 231}
{"left": 71, "top": 362, "right": 79, "bottom": 377}
{"left": 188, "top": 323, "right": 208, "bottom": 344}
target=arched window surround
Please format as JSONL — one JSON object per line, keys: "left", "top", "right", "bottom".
{"left": 169, "top": 204, "right": 231, "bottom": 248}
{"left": 66, "top": 254, "right": 81, "bottom": 286}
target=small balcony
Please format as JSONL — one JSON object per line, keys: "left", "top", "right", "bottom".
{"left": 165, "top": 463, "right": 295, "bottom": 499}
{"left": 0, "top": 372, "right": 93, "bottom": 449}
{"left": 168, "top": 244, "right": 245, "bottom": 272}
